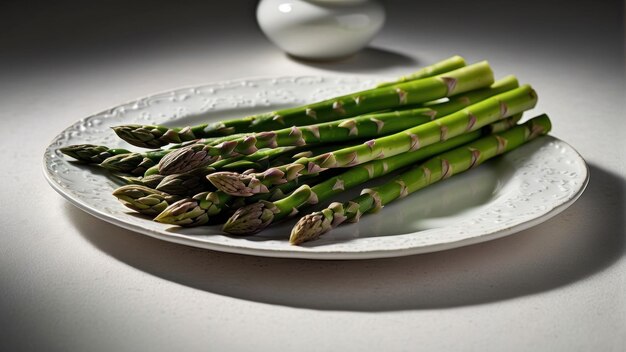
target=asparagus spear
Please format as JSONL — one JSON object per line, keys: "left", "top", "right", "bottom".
{"left": 63, "top": 133, "right": 238, "bottom": 170}
{"left": 376, "top": 55, "right": 466, "bottom": 87}
{"left": 289, "top": 114, "right": 552, "bottom": 244}
{"left": 222, "top": 131, "right": 483, "bottom": 235}
{"left": 158, "top": 75, "right": 519, "bottom": 175}
{"left": 113, "top": 61, "right": 494, "bottom": 148}
{"left": 112, "top": 185, "right": 183, "bottom": 216}
{"left": 59, "top": 144, "right": 131, "bottom": 164}
{"left": 208, "top": 85, "right": 538, "bottom": 196}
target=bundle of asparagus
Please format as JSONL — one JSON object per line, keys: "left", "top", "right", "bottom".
{"left": 60, "top": 56, "right": 552, "bottom": 245}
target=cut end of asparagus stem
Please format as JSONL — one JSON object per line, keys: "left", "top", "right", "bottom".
{"left": 222, "top": 201, "right": 279, "bottom": 235}
{"left": 154, "top": 197, "right": 209, "bottom": 227}
{"left": 376, "top": 55, "right": 467, "bottom": 88}
{"left": 289, "top": 209, "right": 334, "bottom": 245}
{"left": 158, "top": 144, "right": 218, "bottom": 175}
{"left": 207, "top": 172, "right": 269, "bottom": 196}
{"left": 112, "top": 185, "right": 179, "bottom": 216}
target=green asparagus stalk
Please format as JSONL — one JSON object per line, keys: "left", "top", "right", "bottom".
{"left": 218, "top": 160, "right": 277, "bottom": 172}
{"left": 208, "top": 85, "right": 538, "bottom": 196}
{"left": 289, "top": 114, "right": 552, "bottom": 244}
{"left": 113, "top": 61, "right": 494, "bottom": 148}
{"left": 112, "top": 185, "right": 183, "bottom": 216}
{"left": 210, "top": 146, "right": 297, "bottom": 167}
{"left": 285, "top": 140, "right": 385, "bottom": 161}
{"left": 216, "top": 146, "right": 314, "bottom": 171}
{"left": 220, "top": 113, "right": 523, "bottom": 235}
{"left": 158, "top": 75, "right": 518, "bottom": 175}
{"left": 60, "top": 144, "right": 131, "bottom": 164}
{"left": 207, "top": 156, "right": 290, "bottom": 173}
{"left": 376, "top": 55, "right": 466, "bottom": 87}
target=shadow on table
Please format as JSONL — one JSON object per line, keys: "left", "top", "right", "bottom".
{"left": 68, "top": 163, "right": 624, "bottom": 311}
{"left": 289, "top": 46, "right": 418, "bottom": 73}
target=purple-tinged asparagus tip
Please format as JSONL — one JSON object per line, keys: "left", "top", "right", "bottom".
{"left": 159, "top": 144, "right": 217, "bottom": 175}
{"left": 154, "top": 198, "right": 209, "bottom": 227}
{"left": 112, "top": 125, "right": 172, "bottom": 148}
{"left": 59, "top": 144, "right": 113, "bottom": 164}
{"left": 101, "top": 153, "right": 151, "bottom": 175}
{"left": 112, "top": 185, "right": 179, "bottom": 216}
{"left": 207, "top": 172, "right": 269, "bottom": 196}
{"left": 289, "top": 209, "right": 333, "bottom": 245}
{"left": 222, "top": 201, "right": 279, "bottom": 235}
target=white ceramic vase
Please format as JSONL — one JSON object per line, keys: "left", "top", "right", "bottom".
{"left": 256, "top": 0, "right": 385, "bottom": 60}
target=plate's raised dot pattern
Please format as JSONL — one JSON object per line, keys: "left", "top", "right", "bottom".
{"left": 43, "top": 76, "right": 588, "bottom": 259}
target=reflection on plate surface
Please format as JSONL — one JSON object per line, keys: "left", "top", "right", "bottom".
{"left": 43, "top": 76, "right": 588, "bottom": 259}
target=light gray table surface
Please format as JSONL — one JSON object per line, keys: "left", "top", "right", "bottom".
{"left": 1, "top": 1, "right": 624, "bottom": 351}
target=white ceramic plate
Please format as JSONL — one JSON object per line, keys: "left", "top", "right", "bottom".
{"left": 43, "top": 76, "right": 589, "bottom": 260}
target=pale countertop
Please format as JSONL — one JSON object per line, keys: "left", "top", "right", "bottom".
{"left": 1, "top": 1, "right": 624, "bottom": 351}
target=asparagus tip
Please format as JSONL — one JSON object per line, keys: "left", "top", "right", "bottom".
{"left": 159, "top": 144, "right": 217, "bottom": 175}
{"left": 112, "top": 185, "right": 172, "bottom": 216}
{"left": 101, "top": 152, "right": 146, "bottom": 173}
{"left": 289, "top": 211, "right": 332, "bottom": 245}
{"left": 153, "top": 198, "right": 208, "bottom": 227}
{"left": 59, "top": 144, "right": 110, "bottom": 163}
{"left": 207, "top": 172, "right": 268, "bottom": 197}
{"left": 222, "top": 201, "right": 278, "bottom": 235}
{"left": 111, "top": 124, "right": 169, "bottom": 149}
